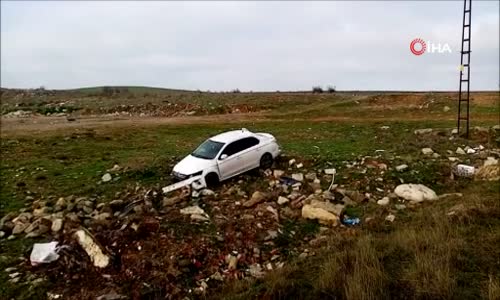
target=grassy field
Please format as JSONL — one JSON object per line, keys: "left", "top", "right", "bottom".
{"left": 0, "top": 89, "right": 499, "bottom": 299}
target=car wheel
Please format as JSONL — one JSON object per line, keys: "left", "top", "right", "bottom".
{"left": 205, "top": 173, "right": 219, "bottom": 188}
{"left": 260, "top": 153, "right": 273, "bottom": 169}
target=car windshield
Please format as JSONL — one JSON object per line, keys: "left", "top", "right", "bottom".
{"left": 191, "top": 139, "right": 225, "bottom": 159}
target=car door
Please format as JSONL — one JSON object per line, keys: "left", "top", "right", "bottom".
{"left": 217, "top": 139, "right": 246, "bottom": 180}
{"left": 236, "top": 137, "right": 261, "bottom": 171}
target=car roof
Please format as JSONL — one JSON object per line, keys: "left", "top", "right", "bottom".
{"left": 210, "top": 128, "right": 254, "bottom": 144}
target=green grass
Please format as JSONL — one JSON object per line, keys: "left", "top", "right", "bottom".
{"left": 2, "top": 119, "right": 497, "bottom": 215}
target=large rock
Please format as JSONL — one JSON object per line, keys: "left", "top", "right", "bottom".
{"left": 394, "top": 184, "right": 438, "bottom": 203}
{"left": 301, "top": 205, "right": 339, "bottom": 226}
{"left": 74, "top": 229, "right": 110, "bottom": 268}
{"left": 243, "top": 191, "right": 267, "bottom": 208}
{"left": 309, "top": 199, "right": 344, "bottom": 216}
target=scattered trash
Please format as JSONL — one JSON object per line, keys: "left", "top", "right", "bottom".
{"left": 453, "top": 164, "right": 475, "bottom": 177}
{"left": 342, "top": 217, "right": 360, "bottom": 226}
{"left": 74, "top": 229, "right": 110, "bottom": 268}
{"left": 162, "top": 175, "right": 203, "bottom": 194}
{"left": 279, "top": 176, "right": 300, "bottom": 186}
{"left": 30, "top": 241, "right": 62, "bottom": 266}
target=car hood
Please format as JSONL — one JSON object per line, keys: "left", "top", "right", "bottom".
{"left": 173, "top": 154, "right": 215, "bottom": 175}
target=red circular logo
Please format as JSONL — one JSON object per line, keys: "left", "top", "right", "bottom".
{"left": 410, "top": 38, "right": 426, "bottom": 56}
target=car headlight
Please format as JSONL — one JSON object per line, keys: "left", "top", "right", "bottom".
{"left": 189, "top": 171, "right": 203, "bottom": 178}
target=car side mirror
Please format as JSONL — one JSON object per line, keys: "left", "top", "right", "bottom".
{"left": 220, "top": 154, "right": 228, "bottom": 160}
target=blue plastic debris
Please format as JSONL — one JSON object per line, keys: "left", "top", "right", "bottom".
{"left": 342, "top": 217, "right": 360, "bottom": 226}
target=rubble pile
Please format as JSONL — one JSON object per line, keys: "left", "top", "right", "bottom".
{"left": 93, "top": 102, "right": 258, "bottom": 118}
{"left": 1, "top": 129, "right": 499, "bottom": 298}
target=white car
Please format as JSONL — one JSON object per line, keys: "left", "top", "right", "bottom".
{"left": 172, "top": 128, "right": 280, "bottom": 186}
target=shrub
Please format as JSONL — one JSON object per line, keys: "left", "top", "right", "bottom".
{"left": 312, "top": 86, "right": 323, "bottom": 93}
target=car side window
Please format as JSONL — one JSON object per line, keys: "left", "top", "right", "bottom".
{"left": 241, "top": 137, "right": 259, "bottom": 150}
{"left": 221, "top": 140, "right": 244, "bottom": 158}
{"left": 220, "top": 137, "right": 259, "bottom": 159}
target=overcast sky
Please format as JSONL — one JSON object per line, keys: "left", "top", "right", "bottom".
{"left": 1, "top": 1, "right": 498, "bottom": 91}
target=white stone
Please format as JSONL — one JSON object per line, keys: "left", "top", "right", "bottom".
{"left": 180, "top": 205, "right": 205, "bottom": 216}
{"left": 74, "top": 230, "right": 110, "bottom": 268}
{"left": 395, "top": 164, "right": 408, "bottom": 172}
{"left": 277, "top": 196, "right": 289, "bottom": 205}
{"left": 394, "top": 184, "right": 438, "bottom": 203}
{"left": 296, "top": 163, "right": 303, "bottom": 169}
{"left": 414, "top": 128, "right": 433, "bottom": 135}
{"left": 385, "top": 214, "right": 396, "bottom": 222}
{"left": 421, "top": 148, "right": 434, "bottom": 155}
{"left": 466, "top": 148, "right": 476, "bottom": 154}
{"left": 456, "top": 147, "right": 466, "bottom": 155}
{"left": 101, "top": 173, "right": 112, "bottom": 182}
{"left": 292, "top": 173, "right": 304, "bottom": 182}
{"left": 51, "top": 219, "right": 63, "bottom": 232}
{"left": 377, "top": 197, "right": 390, "bottom": 206}
{"left": 448, "top": 157, "right": 459, "bottom": 162}
{"left": 443, "top": 106, "right": 450, "bottom": 112}
{"left": 288, "top": 159, "right": 296, "bottom": 166}
{"left": 484, "top": 157, "right": 499, "bottom": 166}
{"left": 273, "top": 170, "right": 285, "bottom": 178}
